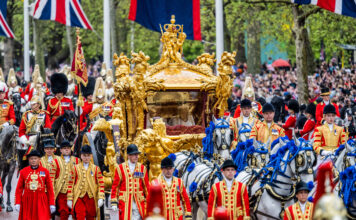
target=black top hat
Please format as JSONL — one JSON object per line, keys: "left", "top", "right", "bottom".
{"left": 296, "top": 181, "right": 310, "bottom": 193}
{"left": 262, "top": 103, "right": 275, "bottom": 113}
{"left": 60, "top": 140, "right": 71, "bottom": 148}
{"left": 127, "top": 144, "right": 141, "bottom": 155}
{"left": 323, "top": 104, "right": 336, "bottom": 115}
{"left": 321, "top": 87, "right": 330, "bottom": 96}
{"left": 306, "top": 103, "right": 316, "bottom": 117}
{"left": 81, "top": 145, "right": 92, "bottom": 154}
{"left": 288, "top": 100, "right": 299, "bottom": 113}
{"left": 161, "top": 157, "right": 174, "bottom": 169}
{"left": 27, "top": 150, "right": 41, "bottom": 158}
{"left": 240, "top": 99, "right": 252, "bottom": 108}
{"left": 43, "top": 139, "right": 56, "bottom": 148}
{"left": 221, "top": 159, "right": 237, "bottom": 170}
{"left": 51, "top": 73, "right": 68, "bottom": 94}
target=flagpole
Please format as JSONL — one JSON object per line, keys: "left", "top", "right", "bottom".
{"left": 103, "top": 0, "right": 111, "bottom": 67}
{"left": 24, "top": 0, "right": 30, "bottom": 81}
{"left": 215, "top": 0, "right": 224, "bottom": 67}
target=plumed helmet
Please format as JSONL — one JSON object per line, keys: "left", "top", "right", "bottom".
{"left": 161, "top": 157, "right": 174, "bottom": 169}
{"left": 323, "top": 104, "right": 336, "bottom": 115}
{"left": 262, "top": 103, "right": 275, "bottom": 113}
{"left": 0, "top": 81, "right": 8, "bottom": 93}
{"left": 93, "top": 77, "right": 106, "bottom": 102}
{"left": 306, "top": 103, "right": 316, "bottom": 117}
{"left": 81, "top": 77, "right": 95, "bottom": 98}
{"left": 242, "top": 77, "right": 255, "bottom": 100}
{"left": 7, "top": 68, "right": 18, "bottom": 86}
{"left": 288, "top": 99, "right": 299, "bottom": 113}
{"left": 240, "top": 99, "right": 252, "bottom": 108}
{"left": 50, "top": 73, "right": 68, "bottom": 94}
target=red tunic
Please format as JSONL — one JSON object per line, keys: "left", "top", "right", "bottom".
{"left": 19, "top": 110, "right": 51, "bottom": 138}
{"left": 80, "top": 101, "right": 93, "bottom": 130}
{"left": 46, "top": 96, "right": 74, "bottom": 125}
{"left": 233, "top": 101, "right": 262, "bottom": 118}
{"left": 283, "top": 115, "right": 296, "bottom": 140}
{"left": 110, "top": 162, "right": 150, "bottom": 220}
{"left": 15, "top": 166, "right": 55, "bottom": 220}
{"left": 21, "top": 83, "right": 32, "bottom": 100}
{"left": 152, "top": 175, "right": 192, "bottom": 220}
{"left": 0, "top": 100, "right": 16, "bottom": 125}
{"left": 207, "top": 180, "right": 250, "bottom": 220}
{"left": 283, "top": 202, "right": 313, "bottom": 220}
{"left": 299, "top": 119, "right": 315, "bottom": 141}
{"left": 315, "top": 102, "right": 340, "bottom": 125}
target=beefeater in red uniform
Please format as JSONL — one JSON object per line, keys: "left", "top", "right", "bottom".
{"left": 47, "top": 73, "right": 74, "bottom": 126}
{"left": 151, "top": 157, "right": 192, "bottom": 220}
{"left": 208, "top": 159, "right": 250, "bottom": 220}
{"left": 15, "top": 150, "right": 56, "bottom": 220}
{"left": 315, "top": 87, "right": 340, "bottom": 126}
{"left": 111, "top": 144, "right": 150, "bottom": 220}
{"left": 282, "top": 100, "right": 299, "bottom": 140}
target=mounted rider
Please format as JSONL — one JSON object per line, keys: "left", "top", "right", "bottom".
{"left": 207, "top": 159, "right": 250, "bottom": 220}
{"left": 0, "top": 81, "right": 16, "bottom": 127}
{"left": 313, "top": 104, "right": 347, "bottom": 156}
{"left": 88, "top": 77, "right": 113, "bottom": 125}
{"left": 299, "top": 103, "right": 316, "bottom": 141}
{"left": 283, "top": 181, "right": 314, "bottom": 220}
{"left": 47, "top": 73, "right": 74, "bottom": 126}
{"left": 110, "top": 144, "right": 150, "bottom": 220}
{"left": 55, "top": 140, "right": 80, "bottom": 220}
{"left": 19, "top": 95, "right": 51, "bottom": 149}
{"left": 21, "top": 64, "right": 41, "bottom": 102}
{"left": 250, "top": 103, "right": 285, "bottom": 150}
{"left": 27, "top": 75, "right": 50, "bottom": 107}
{"left": 232, "top": 99, "right": 260, "bottom": 147}
{"left": 315, "top": 87, "right": 340, "bottom": 126}
{"left": 282, "top": 99, "right": 299, "bottom": 140}
{"left": 152, "top": 157, "right": 192, "bottom": 220}
{"left": 233, "top": 77, "right": 262, "bottom": 119}
{"left": 78, "top": 76, "right": 95, "bottom": 131}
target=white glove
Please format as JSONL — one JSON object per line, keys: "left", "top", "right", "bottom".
{"left": 67, "top": 200, "right": 73, "bottom": 209}
{"left": 50, "top": 205, "right": 56, "bottom": 214}
{"left": 98, "top": 199, "right": 104, "bottom": 208}
{"left": 111, "top": 205, "right": 118, "bottom": 211}
{"left": 19, "top": 135, "right": 29, "bottom": 146}
{"left": 2, "top": 122, "right": 9, "bottom": 127}
{"left": 15, "top": 204, "right": 20, "bottom": 212}
{"left": 321, "top": 150, "right": 332, "bottom": 156}
{"left": 21, "top": 98, "right": 26, "bottom": 105}
{"left": 28, "top": 135, "right": 37, "bottom": 146}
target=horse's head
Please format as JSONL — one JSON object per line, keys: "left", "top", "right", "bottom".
{"left": 290, "top": 138, "right": 316, "bottom": 184}
{"left": 212, "top": 116, "right": 232, "bottom": 159}
{"left": 250, "top": 139, "right": 269, "bottom": 169}
{"left": 0, "top": 125, "right": 18, "bottom": 157}
{"left": 236, "top": 119, "right": 252, "bottom": 143}
{"left": 11, "top": 92, "right": 22, "bottom": 111}
{"left": 335, "top": 140, "right": 356, "bottom": 173}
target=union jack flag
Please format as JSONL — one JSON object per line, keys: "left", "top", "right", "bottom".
{"left": 0, "top": 0, "right": 14, "bottom": 38}
{"left": 32, "top": 0, "right": 92, "bottom": 30}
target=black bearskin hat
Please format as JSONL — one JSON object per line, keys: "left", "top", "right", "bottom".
{"left": 50, "top": 73, "right": 68, "bottom": 94}
{"left": 81, "top": 77, "right": 95, "bottom": 98}
{"left": 288, "top": 99, "right": 299, "bottom": 113}
{"left": 306, "top": 103, "right": 316, "bottom": 118}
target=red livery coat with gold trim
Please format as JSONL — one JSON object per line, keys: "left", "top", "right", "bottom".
{"left": 0, "top": 100, "right": 16, "bottom": 125}
{"left": 110, "top": 162, "right": 150, "bottom": 220}
{"left": 46, "top": 96, "right": 74, "bottom": 125}
{"left": 283, "top": 202, "right": 314, "bottom": 220}
{"left": 207, "top": 180, "right": 250, "bottom": 220}
{"left": 15, "top": 166, "right": 55, "bottom": 220}
{"left": 152, "top": 175, "right": 192, "bottom": 220}
{"left": 315, "top": 102, "right": 340, "bottom": 125}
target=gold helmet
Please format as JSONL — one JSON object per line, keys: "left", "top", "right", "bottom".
{"left": 30, "top": 95, "right": 42, "bottom": 105}
{"left": 93, "top": 77, "right": 106, "bottom": 102}
{"left": 32, "top": 64, "right": 41, "bottom": 83}
{"left": 313, "top": 162, "right": 347, "bottom": 220}
{"left": 100, "top": 62, "right": 107, "bottom": 78}
{"left": 0, "top": 68, "right": 4, "bottom": 82}
{"left": 106, "top": 69, "right": 114, "bottom": 84}
{"left": 7, "top": 68, "right": 17, "bottom": 86}
{"left": 242, "top": 76, "right": 255, "bottom": 100}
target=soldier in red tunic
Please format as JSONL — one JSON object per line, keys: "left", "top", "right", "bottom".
{"left": 208, "top": 159, "right": 250, "bottom": 220}
{"left": 315, "top": 87, "right": 340, "bottom": 126}
{"left": 78, "top": 77, "right": 95, "bottom": 130}
{"left": 152, "top": 157, "right": 192, "bottom": 220}
{"left": 0, "top": 81, "right": 16, "bottom": 126}
{"left": 299, "top": 103, "right": 316, "bottom": 140}
{"left": 15, "top": 150, "right": 56, "bottom": 220}
{"left": 111, "top": 144, "right": 150, "bottom": 220}
{"left": 283, "top": 181, "right": 313, "bottom": 220}
{"left": 282, "top": 100, "right": 299, "bottom": 140}
{"left": 47, "top": 73, "right": 74, "bottom": 126}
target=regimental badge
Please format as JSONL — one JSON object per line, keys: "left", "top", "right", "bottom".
{"left": 2, "top": 104, "right": 7, "bottom": 108}
{"left": 61, "top": 102, "right": 70, "bottom": 107}
{"left": 40, "top": 171, "right": 45, "bottom": 177}
{"left": 30, "top": 173, "right": 39, "bottom": 190}
{"left": 271, "top": 129, "right": 278, "bottom": 135}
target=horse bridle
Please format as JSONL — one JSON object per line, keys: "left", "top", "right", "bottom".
{"left": 213, "top": 120, "right": 231, "bottom": 151}
{"left": 294, "top": 148, "right": 315, "bottom": 177}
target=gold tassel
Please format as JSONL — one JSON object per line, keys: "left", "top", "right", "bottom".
{"left": 77, "top": 93, "right": 84, "bottom": 107}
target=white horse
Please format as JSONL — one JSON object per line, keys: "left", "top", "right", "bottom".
{"left": 249, "top": 139, "right": 316, "bottom": 220}
{"left": 234, "top": 117, "right": 258, "bottom": 143}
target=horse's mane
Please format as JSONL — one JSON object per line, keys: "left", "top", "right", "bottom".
{"left": 51, "top": 114, "right": 65, "bottom": 135}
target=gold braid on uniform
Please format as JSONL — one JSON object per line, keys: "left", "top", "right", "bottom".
{"left": 48, "top": 98, "right": 62, "bottom": 116}
{"left": 89, "top": 107, "right": 103, "bottom": 120}
{"left": 22, "top": 112, "right": 38, "bottom": 134}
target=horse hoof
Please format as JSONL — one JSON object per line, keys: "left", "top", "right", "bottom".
{"left": 6, "top": 206, "right": 13, "bottom": 212}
